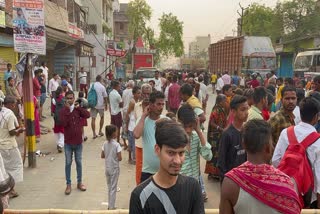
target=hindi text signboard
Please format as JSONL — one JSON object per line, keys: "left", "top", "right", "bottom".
{"left": 13, "top": 0, "right": 46, "bottom": 55}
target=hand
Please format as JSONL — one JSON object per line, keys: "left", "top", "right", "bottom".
{"left": 193, "top": 117, "right": 201, "bottom": 132}
{"left": 142, "top": 106, "right": 150, "bottom": 118}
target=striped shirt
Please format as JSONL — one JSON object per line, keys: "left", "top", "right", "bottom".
{"left": 180, "top": 131, "right": 212, "bottom": 179}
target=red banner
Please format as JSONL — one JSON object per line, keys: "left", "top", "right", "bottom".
{"left": 107, "top": 49, "right": 127, "bottom": 57}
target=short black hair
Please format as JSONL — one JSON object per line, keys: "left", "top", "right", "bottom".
{"left": 242, "top": 119, "right": 272, "bottom": 154}
{"left": 172, "top": 75, "right": 178, "bottom": 82}
{"left": 253, "top": 86, "right": 267, "bottom": 104}
{"left": 266, "top": 85, "right": 276, "bottom": 96}
{"left": 65, "top": 90, "right": 74, "bottom": 97}
{"left": 132, "top": 86, "right": 140, "bottom": 94}
{"left": 177, "top": 103, "right": 196, "bottom": 125}
{"left": 277, "top": 77, "right": 284, "bottom": 83}
{"left": 96, "top": 75, "right": 102, "bottom": 81}
{"left": 216, "top": 94, "right": 227, "bottom": 105}
{"left": 281, "top": 86, "right": 296, "bottom": 97}
{"left": 313, "top": 75, "right": 320, "bottom": 84}
{"left": 299, "top": 97, "right": 320, "bottom": 123}
{"left": 244, "top": 88, "right": 254, "bottom": 99}
{"left": 234, "top": 88, "right": 244, "bottom": 95}
{"left": 3, "top": 96, "right": 17, "bottom": 105}
{"left": 149, "top": 80, "right": 155, "bottom": 85}
{"left": 180, "top": 84, "right": 193, "bottom": 97}
{"left": 149, "top": 91, "right": 165, "bottom": 104}
{"left": 222, "top": 84, "right": 232, "bottom": 94}
{"left": 7, "top": 77, "right": 13, "bottom": 82}
{"left": 284, "top": 77, "right": 294, "bottom": 86}
{"left": 105, "top": 125, "right": 117, "bottom": 140}
{"left": 155, "top": 119, "right": 188, "bottom": 149}
{"left": 55, "top": 86, "right": 63, "bottom": 97}
{"left": 230, "top": 95, "right": 247, "bottom": 110}
{"left": 296, "top": 88, "right": 305, "bottom": 105}
{"left": 112, "top": 80, "right": 120, "bottom": 88}
{"left": 267, "top": 92, "right": 275, "bottom": 105}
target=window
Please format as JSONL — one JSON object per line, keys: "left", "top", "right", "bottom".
{"left": 317, "top": 55, "right": 320, "bottom": 66}
{"left": 120, "top": 23, "right": 124, "bottom": 30}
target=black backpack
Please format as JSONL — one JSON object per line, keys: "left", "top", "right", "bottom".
{"left": 54, "top": 97, "right": 65, "bottom": 125}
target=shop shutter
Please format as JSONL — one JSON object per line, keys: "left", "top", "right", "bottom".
{"left": 53, "top": 47, "right": 75, "bottom": 75}
{"left": 0, "top": 47, "right": 19, "bottom": 66}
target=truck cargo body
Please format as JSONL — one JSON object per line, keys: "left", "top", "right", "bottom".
{"left": 208, "top": 36, "right": 276, "bottom": 77}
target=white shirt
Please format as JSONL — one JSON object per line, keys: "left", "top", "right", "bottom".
{"left": 164, "top": 83, "right": 172, "bottom": 101}
{"left": 199, "top": 82, "right": 208, "bottom": 102}
{"left": 293, "top": 106, "right": 301, "bottom": 125}
{"left": 122, "top": 88, "right": 133, "bottom": 113}
{"left": 155, "top": 78, "right": 162, "bottom": 91}
{"left": 216, "top": 77, "right": 224, "bottom": 91}
{"left": 93, "top": 82, "right": 108, "bottom": 110}
{"left": 0, "top": 107, "right": 19, "bottom": 150}
{"left": 272, "top": 122, "right": 320, "bottom": 203}
{"left": 222, "top": 74, "right": 231, "bottom": 85}
{"left": 67, "top": 83, "right": 73, "bottom": 91}
{"left": 109, "top": 89, "right": 122, "bottom": 115}
{"left": 48, "top": 78, "right": 59, "bottom": 93}
{"left": 79, "top": 72, "right": 87, "bottom": 84}
{"left": 40, "top": 66, "right": 48, "bottom": 80}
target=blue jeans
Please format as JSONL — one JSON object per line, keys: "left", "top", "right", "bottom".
{"left": 65, "top": 144, "right": 83, "bottom": 185}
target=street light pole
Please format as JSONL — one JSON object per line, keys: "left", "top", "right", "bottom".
{"left": 23, "top": 54, "right": 36, "bottom": 168}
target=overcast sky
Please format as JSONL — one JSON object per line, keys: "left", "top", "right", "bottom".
{"left": 119, "top": 0, "right": 278, "bottom": 50}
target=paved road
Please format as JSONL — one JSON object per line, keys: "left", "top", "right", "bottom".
{"left": 10, "top": 87, "right": 221, "bottom": 210}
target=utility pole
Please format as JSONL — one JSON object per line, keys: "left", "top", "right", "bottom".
{"left": 23, "top": 54, "right": 36, "bottom": 168}
{"left": 237, "top": 3, "right": 250, "bottom": 36}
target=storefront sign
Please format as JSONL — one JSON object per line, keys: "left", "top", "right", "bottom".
{"left": 79, "top": 43, "right": 94, "bottom": 56}
{"left": 13, "top": 0, "right": 46, "bottom": 55}
{"left": 107, "top": 40, "right": 127, "bottom": 57}
{"left": 0, "top": 10, "right": 5, "bottom": 28}
{"left": 68, "top": 23, "right": 84, "bottom": 40}
{"left": 0, "top": 0, "right": 5, "bottom": 8}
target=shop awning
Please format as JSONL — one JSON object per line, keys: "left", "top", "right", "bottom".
{"left": 46, "top": 27, "right": 77, "bottom": 46}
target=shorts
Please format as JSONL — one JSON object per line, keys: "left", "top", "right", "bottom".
{"left": 111, "top": 112, "right": 122, "bottom": 128}
{"left": 40, "top": 93, "right": 46, "bottom": 106}
{"left": 80, "top": 84, "right": 87, "bottom": 91}
{"left": 90, "top": 108, "right": 105, "bottom": 118}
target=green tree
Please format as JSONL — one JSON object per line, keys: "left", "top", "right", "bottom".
{"left": 277, "top": 0, "right": 320, "bottom": 40}
{"left": 158, "top": 13, "right": 184, "bottom": 58}
{"left": 242, "top": 3, "right": 282, "bottom": 41}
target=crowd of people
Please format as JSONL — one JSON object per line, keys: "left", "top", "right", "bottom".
{"left": 2, "top": 62, "right": 320, "bottom": 213}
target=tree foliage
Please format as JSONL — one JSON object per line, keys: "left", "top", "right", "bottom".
{"left": 158, "top": 13, "right": 184, "bottom": 58}
{"left": 242, "top": 0, "right": 320, "bottom": 43}
{"left": 127, "top": 0, "right": 152, "bottom": 45}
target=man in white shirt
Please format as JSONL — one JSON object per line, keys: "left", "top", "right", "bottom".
{"left": 221, "top": 71, "right": 231, "bottom": 85}
{"left": 121, "top": 80, "right": 134, "bottom": 149}
{"left": 216, "top": 74, "right": 225, "bottom": 94}
{"left": 40, "top": 62, "right": 49, "bottom": 93}
{"left": 90, "top": 75, "right": 108, "bottom": 139}
{"left": 154, "top": 71, "right": 162, "bottom": 92}
{"left": 0, "top": 96, "right": 25, "bottom": 198}
{"left": 48, "top": 73, "right": 60, "bottom": 98}
{"left": 109, "top": 80, "right": 123, "bottom": 143}
{"left": 272, "top": 97, "right": 320, "bottom": 208}
{"left": 198, "top": 76, "right": 208, "bottom": 113}
{"left": 79, "top": 67, "right": 88, "bottom": 98}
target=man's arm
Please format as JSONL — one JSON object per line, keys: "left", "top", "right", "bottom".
{"left": 313, "top": 145, "right": 320, "bottom": 208}
{"left": 271, "top": 129, "right": 289, "bottom": 167}
{"left": 133, "top": 107, "right": 149, "bottom": 139}
{"left": 219, "top": 177, "right": 239, "bottom": 214}
{"left": 77, "top": 106, "right": 90, "bottom": 119}
{"left": 126, "top": 101, "right": 135, "bottom": 130}
{"left": 129, "top": 191, "right": 144, "bottom": 214}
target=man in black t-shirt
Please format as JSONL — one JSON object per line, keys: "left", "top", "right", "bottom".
{"left": 218, "top": 95, "right": 249, "bottom": 180}
{"left": 129, "top": 119, "right": 204, "bottom": 214}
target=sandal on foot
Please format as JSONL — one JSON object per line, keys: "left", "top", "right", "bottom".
{"left": 98, "top": 133, "right": 104, "bottom": 137}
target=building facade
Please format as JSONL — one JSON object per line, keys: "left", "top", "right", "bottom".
{"left": 189, "top": 35, "right": 211, "bottom": 58}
